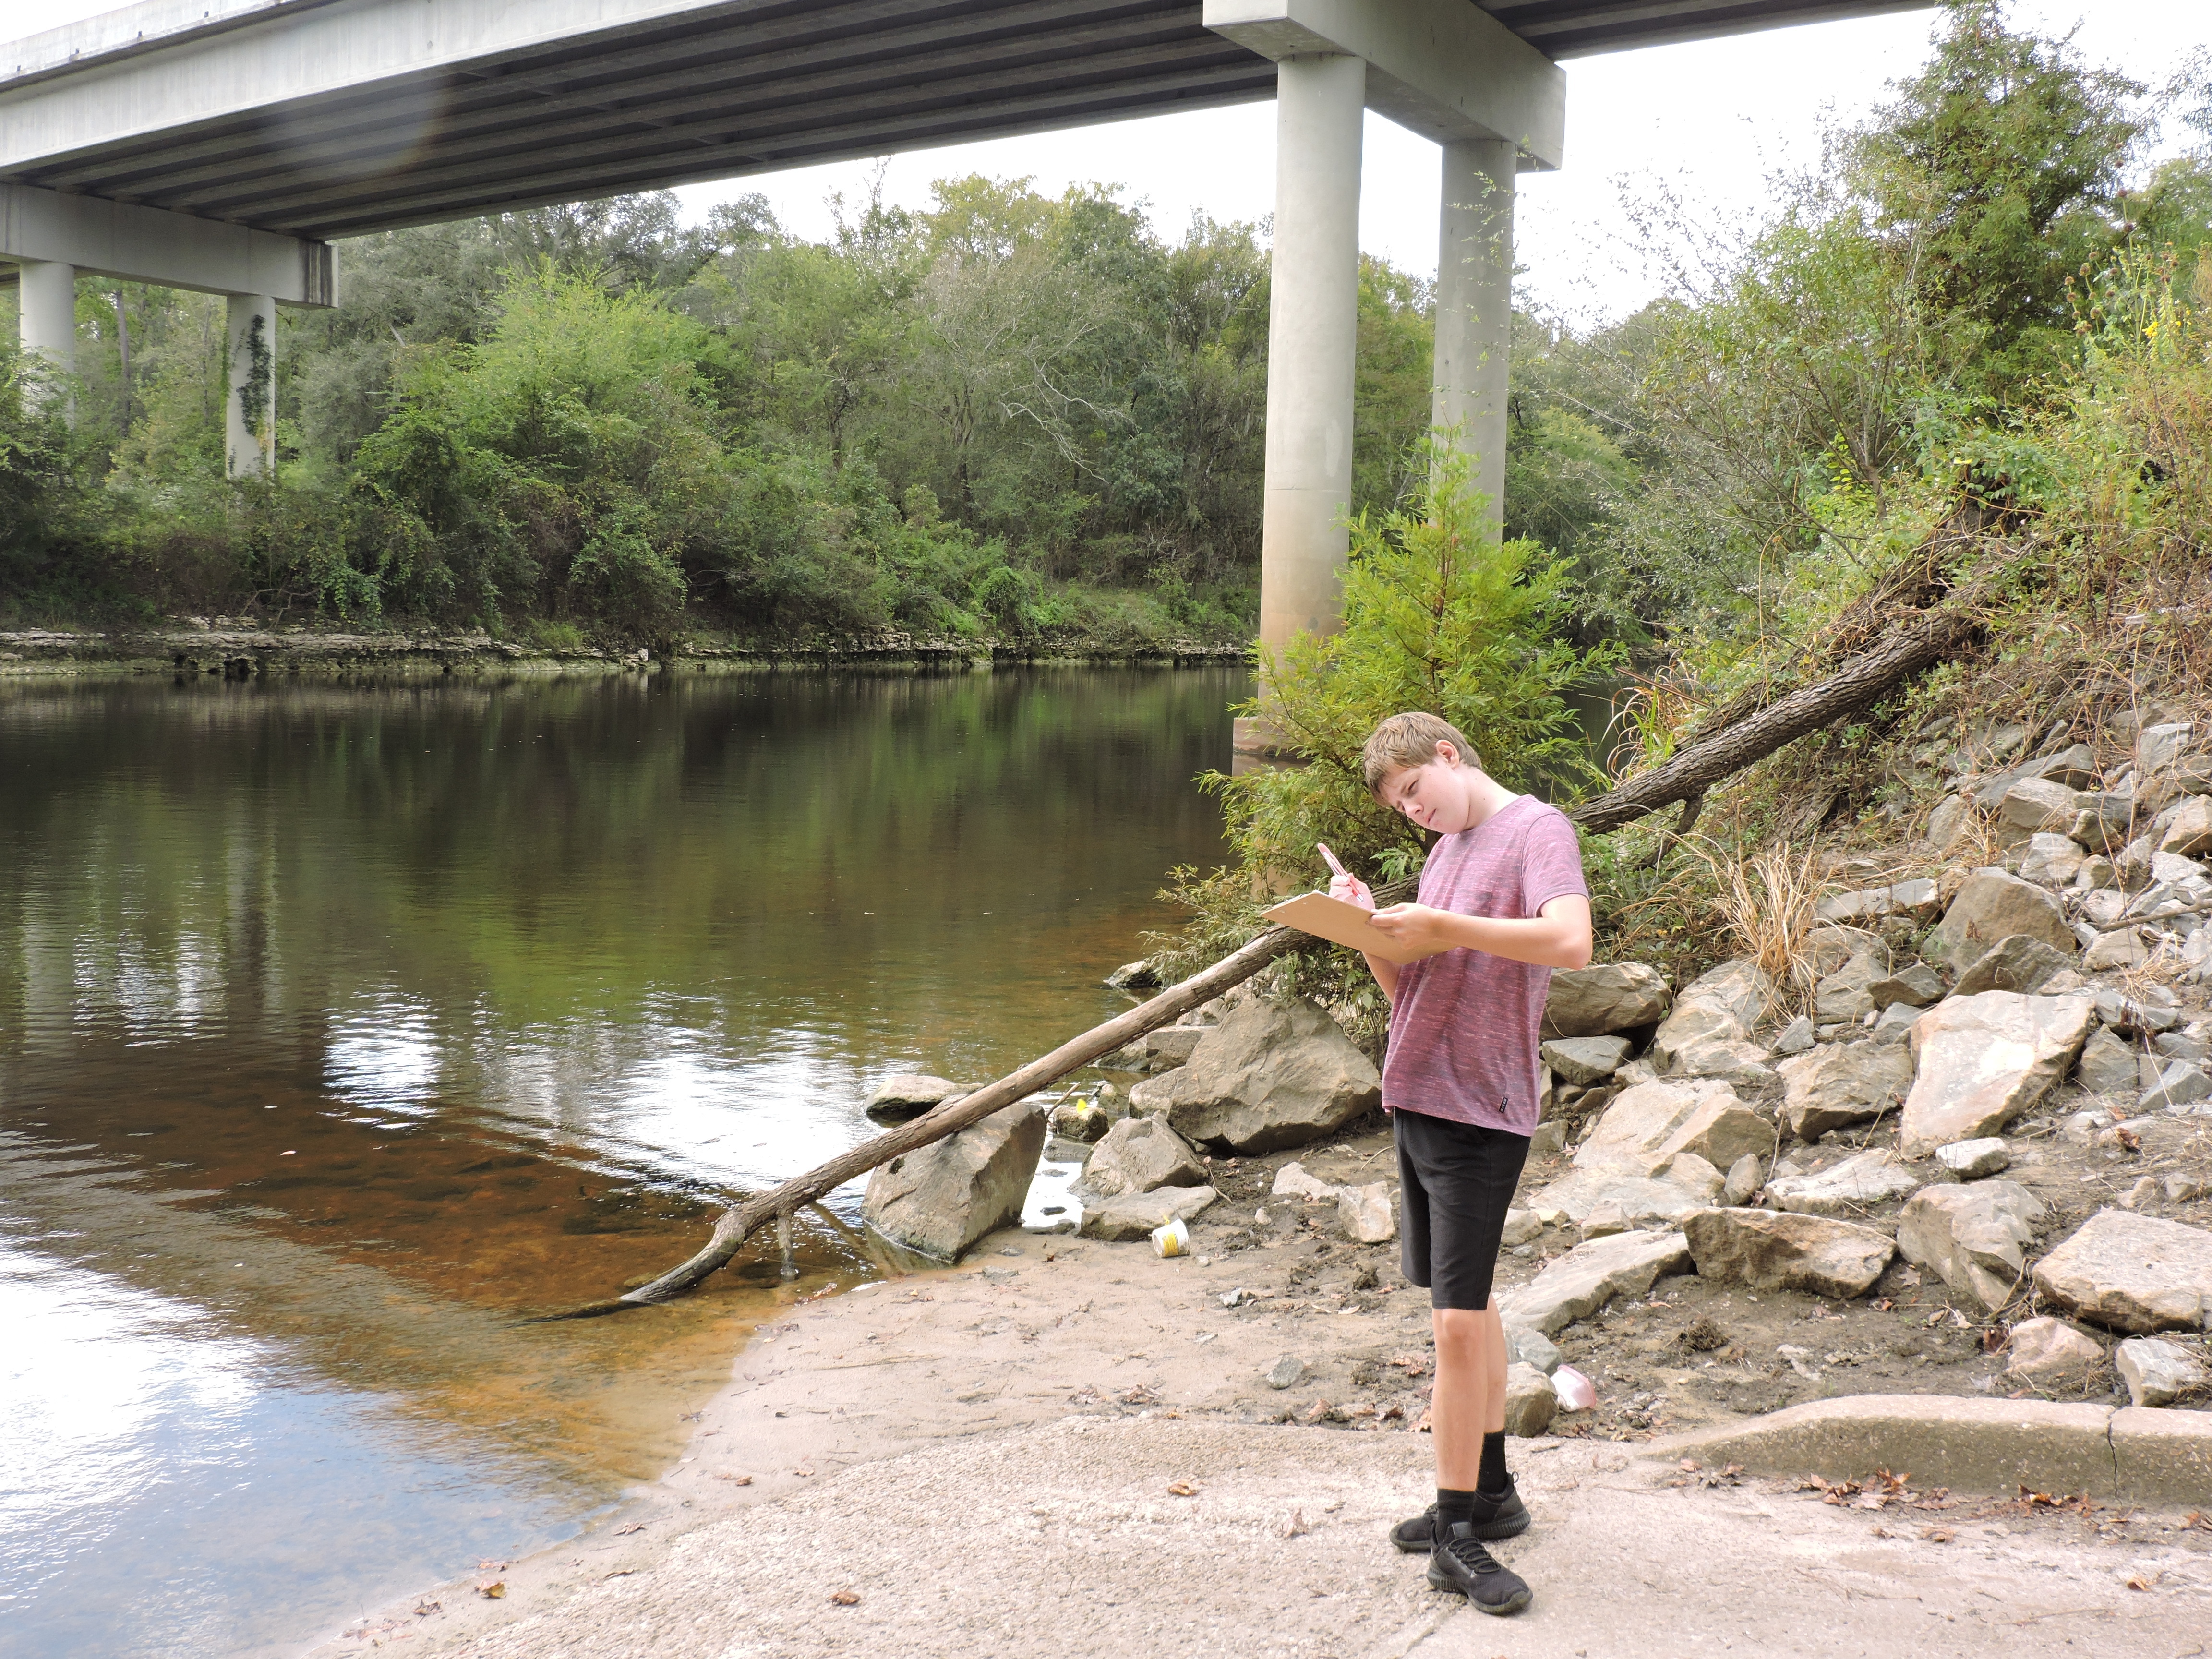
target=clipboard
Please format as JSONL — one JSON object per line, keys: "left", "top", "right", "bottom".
{"left": 1262, "top": 891, "right": 1451, "bottom": 965}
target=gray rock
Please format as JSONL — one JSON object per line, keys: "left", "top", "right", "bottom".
{"left": 1540, "top": 1034, "right": 1634, "bottom": 1086}
{"left": 1925, "top": 794, "right": 1972, "bottom": 852}
{"left": 1660, "top": 1150, "right": 1726, "bottom": 1202}
{"left": 1772, "top": 1015, "right": 1816, "bottom": 1056}
{"left": 1497, "top": 1229, "right": 1692, "bottom": 1336}
{"left": 2115, "top": 1337, "right": 2209, "bottom": 1407}
{"left": 2083, "top": 927, "right": 2150, "bottom": 972}
{"left": 2071, "top": 796, "right": 2133, "bottom": 853}
{"left": 1766, "top": 1150, "right": 1921, "bottom": 1217}
{"left": 1721, "top": 1153, "right": 1764, "bottom": 1208}
{"left": 1570, "top": 1078, "right": 1776, "bottom": 1182}
{"left": 2139, "top": 720, "right": 2198, "bottom": 776}
{"left": 2141, "top": 1060, "right": 2212, "bottom": 1113}
{"left": 2032, "top": 1208, "right": 2212, "bottom": 1332}
{"left": 1507, "top": 1325, "right": 1563, "bottom": 1374}
{"left": 1130, "top": 995, "right": 1381, "bottom": 1154}
{"left": 2019, "top": 831, "right": 2086, "bottom": 887}
{"left": 1264, "top": 1354, "right": 1307, "bottom": 1390}
{"left": 1104, "top": 959, "right": 1160, "bottom": 991}
{"left": 2155, "top": 1031, "right": 2212, "bottom": 1063}
{"left": 1935, "top": 1136, "right": 2010, "bottom": 1178}
{"left": 1043, "top": 1135, "right": 1094, "bottom": 1165}
{"left": 2005, "top": 1316, "right": 2105, "bottom": 1381}
{"left": 1048, "top": 1097, "right": 1112, "bottom": 1143}
{"left": 1813, "top": 941, "right": 1892, "bottom": 1023}
{"left": 1977, "top": 743, "right": 2099, "bottom": 810}
{"left": 1337, "top": 1181, "right": 1395, "bottom": 1243}
{"left": 1896, "top": 1181, "right": 2044, "bottom": 1314}
{"left": 1111, "top": 1024, "right": 1205, "bottom": 1072}
{"left": 1952, "top": 934, "right": 2075, "bottom": 998}
{"left": 1503, "top": 1363, "right": 1558, "bottom": 1436}
{"left": 863, "top": 1100, "right": 1049, "bottom": 1261}
{"left": 2166, "top": 1175, "right": 2209, "bottom": 1203}
{"left": 1928, "top": 869, "right": 2078, "bottom": 974}
{"left": 2092, "top": 987, "right": 2183, "bottom": 1035}
{"left": 1649, "top": 958, "right": 1772, "bottom": 1069}
{"left": 2158, "top": 795, "right": 2212, "bottom": 856}
{"left": 1776, "top": 1042, "right": 1914, "bottom": 1140}
{"left": 1814, "top": 878, "right": 1941, "bottom": 926}
{"left": 1542, "top": 962, "right": 1674, "bottom": 1037}
{"left": 1078, "top": 1115, "right": 1207, "bottom": 1198}
{"left": 2074, "top": 1027, "right": 2140, "bottom": 1096}
{"left": 1899, "top": 992, "right": 2096, "bottom": 1157}
{"left": 1077, "top": 1183, "right": 1220, "bottom": 1243}
{"left": 1500, "top": 1207, "right": 1544, "bottom": 1248}
{"left": 1271, "top": 1162, "right": 1339, "bottom": 1202}
{"left": 1527, "top": 1121, "right": 1567, "bottom": 1158}
{"left": 1681, "top": 1207, "right": 1896, "bottom": 1299}
{"left": 1998, "top": 777, "right": 2088, "bottom": 834}
{"left": 1866, "top": 962, "right": 1945, "bottom": 1010}
{"left": 1870, "top": 1001, "right": 1922, "bottom": 1046}
{"left": 1665, "top": 1036, "right": 1776, "bottom": 1087}
{"left": 865, "top": 1073, "right": 963, "bottom": 1122}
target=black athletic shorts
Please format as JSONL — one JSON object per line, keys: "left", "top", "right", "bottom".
{"left": 1394, "top": 1106, "right": 1530, "bottom": 1312}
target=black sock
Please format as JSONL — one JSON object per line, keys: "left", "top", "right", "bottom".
{"left": 1478, "top": 1431, "right": 1510, "bottom": 1496}
{"left": 1436, "top": 1486, "right": 1480, "bottom": 1528}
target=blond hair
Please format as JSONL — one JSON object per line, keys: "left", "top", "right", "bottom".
{"left": 1361, "top": 711, "right": 1481, "bottom": 794}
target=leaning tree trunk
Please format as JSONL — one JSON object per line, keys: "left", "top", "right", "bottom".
{"left": 571, "top": 600, "right": 1981, "bottom": 1313}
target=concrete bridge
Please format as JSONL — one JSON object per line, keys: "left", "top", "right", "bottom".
{"left": 1, "top": 0, "right": 1923, "bottom": 662}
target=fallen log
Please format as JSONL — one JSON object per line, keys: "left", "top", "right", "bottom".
{"left": 1568, "top": 604, "right": 1979, "bottom": 837}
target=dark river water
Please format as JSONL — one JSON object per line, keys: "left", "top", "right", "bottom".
{"left": 0, "top": 664, "right": 1244, "bottom": 1659}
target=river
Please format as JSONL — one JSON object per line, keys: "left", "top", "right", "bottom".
{"left": 0, "top": 664, "right": 1244, "bottom": 1658}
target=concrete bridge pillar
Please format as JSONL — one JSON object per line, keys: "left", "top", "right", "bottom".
{"left": 225, "top": 292, "right": 276, "bottom": 478}
{"left": 17, "top": 258, "right": 77, "bottom": 412}
{"left": 1256, "top": 51, "right": 1366, "bottom": 660}
{"left": 1433, "top": 137, "right": 1516, "bottom": 529}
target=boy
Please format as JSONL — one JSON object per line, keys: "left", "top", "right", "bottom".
{"left": 1328, "top": 711, "right": 1592, "bottom": 1616}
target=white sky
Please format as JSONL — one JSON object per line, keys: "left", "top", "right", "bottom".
{"left": 19, "top": 2, "right": 2212, "bottom": 325}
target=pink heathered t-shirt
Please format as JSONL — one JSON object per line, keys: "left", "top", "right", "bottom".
{"left": 1382, "top": 794, "right": 1589, "bottom": 1135}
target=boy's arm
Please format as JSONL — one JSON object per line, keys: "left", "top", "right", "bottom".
{"left": 1365, "top": 893, "right": 1594, "bottom": 971}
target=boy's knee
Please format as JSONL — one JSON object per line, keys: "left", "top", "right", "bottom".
{"left": 1432, "top": 1305, "right": 1500, "bottom": 1351}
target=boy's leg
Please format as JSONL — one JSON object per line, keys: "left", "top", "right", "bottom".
{"left": 1430, "top": 1298, "right": 1508, "bottom": 1487}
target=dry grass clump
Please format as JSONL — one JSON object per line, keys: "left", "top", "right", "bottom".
{"left": 1681, "top": 838, "right": 1828, "bottom": 1015}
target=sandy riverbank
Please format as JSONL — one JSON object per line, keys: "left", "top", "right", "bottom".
{"left": 305, "top": 1122, "right": 2212, "bottom": 1657}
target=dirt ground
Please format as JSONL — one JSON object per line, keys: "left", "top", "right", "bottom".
{"left": 307, "top": 1098, "right": 2212, "bottom": 1658}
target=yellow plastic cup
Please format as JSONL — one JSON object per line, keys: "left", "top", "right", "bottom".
{"left": 1151, "top": 1215, "right": 1191, "bottom": 1257}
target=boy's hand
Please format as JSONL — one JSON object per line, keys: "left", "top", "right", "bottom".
{"left": 1366, "top": 902, "right": 1449, "bottom": 949}
{"left": 1329, "top": 870, "right": 1376, "bottom": 912}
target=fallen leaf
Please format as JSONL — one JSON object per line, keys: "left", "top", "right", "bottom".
{"left": 1920, "top": 1527, "right": 1953, "bottom": 1544}
{"left": 793, "top": 1466, "right": 814, "bottom": 1478}
{"left": 2126, "top": 1573, "right": 2157, "bottom": 1592}
{"left": 1166, "top": 1480, "right": 1201, "bottom": 1497}
{"left": 475, "top": 1581, "right": 505, "bottom": 1599}
{"left": 613, "top": 1523, "right": 646, "bottom": 1536}
{"left": 829, "top": 1589, "right": 860, "bottom": 1606}
{"left": 603, "top": 1569, "right": 635, "bottom": 1580}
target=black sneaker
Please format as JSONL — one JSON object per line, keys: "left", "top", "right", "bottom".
{"left": 1426, "top": 1521, "right": 1532, "bottom": 1614}
{"left": 1388, "top": 1484, "right": 1530, "bottom": 1553}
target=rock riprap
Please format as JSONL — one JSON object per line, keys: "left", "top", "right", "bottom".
{"left": 1776, "top": 1043, "right": 1913, "bottom": 1140}
{"left": 1764, "top": 1150, "right": 1921, "bottom": 1217}
{"left": 865, "top": 1073, "right": 962, "bottom": 1123}
{"left": 1934, "top": 1136, "right": 2009, "bottom": 1179}
{"left": 1129, "top": 995, "right": 1381, "bottom": 1154}
{"left": 2115, "top": 1338, "right": 2209, "bottom": 1407}
{"left": 1681, "top": 1208, "right": 1895, "bottom": 1298}
{"left": 1951, "top": 935, "right": 2074, "bottom": 998}
{"left": 1497, "top": 1229, "right": 1692, "bottom": 1336}
{"left": 863, "top": 1101, "right": 1047, "bottom": 1260}
{"left": 1896, "top": 1181, "right": 2043, "bottom": 1314}
{"left": 1927, "top": 870, "right": 2076, "bottom": 974}
{"left": 1571, "top": 1079, "right": 1776, "bottom": 1181}
{"left": 1899, "top": 991, "right": 2095, "bottom": 1156}
{"left": 1540, "top": 1035, "right": 1633, "bottom": 1086}
{"left": 1649, "top": 959, "right": 1772, "bottom": 1070}
{"left": 1077, "top": 1184, "right": 1219, "bottom": 1243}
{"left": 1541, "top": 963, "right": 1672, "bottom": 1037}
{"left": 2005, "top": 1317, "right": 2104, "bottom": 1381}
{"left": 1503, "top": 1364, "right": 1558, "bottom": 1436}
{"left": 1866, "top": 962, "right": 1944, "bottom": 1010}
{"left": 2033, "top": 1209, "right": 2212, "bottom": 1332}
{"left": 1077, "top": 1115, "right": 1206, "bottom": 1198}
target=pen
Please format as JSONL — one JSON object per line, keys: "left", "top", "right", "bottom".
{"left": 1316, "top": 842, "right": 1349, "bottom": 881}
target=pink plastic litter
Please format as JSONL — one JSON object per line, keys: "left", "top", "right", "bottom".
{"left": 1551, "top": 1364, "right": 1597, "bottom": 1412}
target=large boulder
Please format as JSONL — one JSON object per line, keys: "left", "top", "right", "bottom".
{"left": 1899, "top": 992, "right": 2095, "bottom": 1156}
{"left": 1128, "top": 995, "right": 1380, "bottom": 1154}
{"left": 863, "top": 1101, "right": 1048, "bottom": 1260}
{"left": 2032, "top": 1209, "right": 2212, "bottom": 1333}
{"left": 1765, "top": 1150, "right": 1921, "bottom": 1217}
{"left": 1078, "top": 1184, "right": 1219, "bottom": 1243}
{"left": 1649, "top": 958, "right": 1771, "bottom": 1068}
{"left": 865, "top": 1073, "right": 962, "bottom": 1123}
{"left": 1776, "top": 1043, "right": 1913, "bottom": 1140}
{"left": 1682, "top": 1208, "right": 1895, "bottom": 1298}
{"left": 1497, "top": 1229, "right": 1691, "bottom": 1336}
{"left": 1927, "top": 869, "right": 2076, "bottom": 974}
{"left": 1077, "top": 1115, "right": 1206, "bottom": 1198}
{"left": 1951, "top": 934, "right": 2074, "bottom": 998}
{"left": 1542, "top": 962, "right": 1672, "bottom": 1037}
{"left": 1571, "top": 1078, "right": 1776, "bottom": 1181}
{"left": 1896, "top": 1181, "right": 2044, "bottom": 1314}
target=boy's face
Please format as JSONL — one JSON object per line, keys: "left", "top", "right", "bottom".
{"left": 1376, "top": 743, "right": 1476, "bottom": 835}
